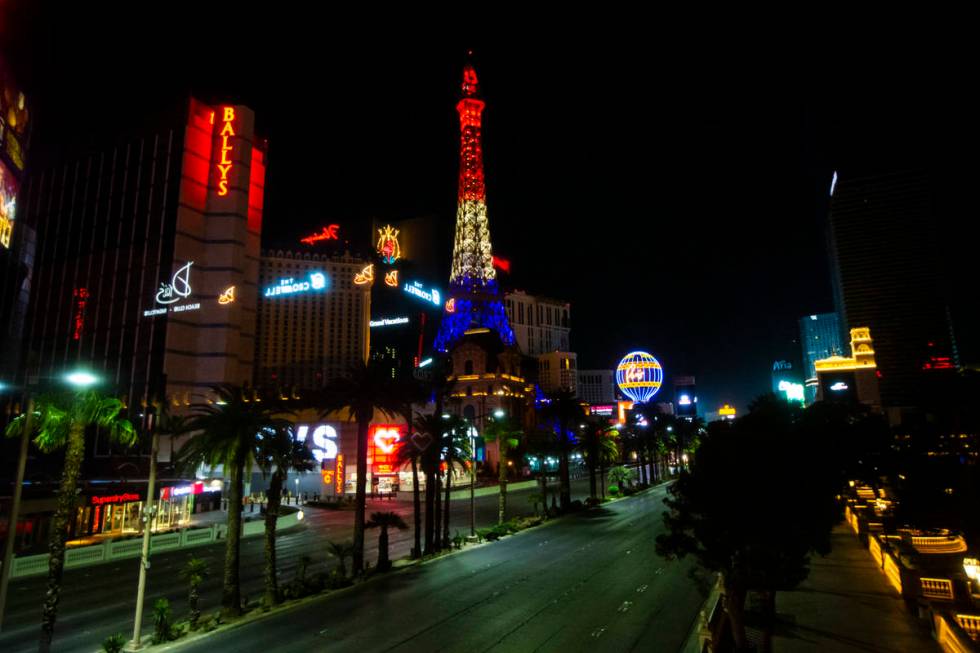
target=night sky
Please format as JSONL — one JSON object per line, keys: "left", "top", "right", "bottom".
{"left": 3, "top": 7, "right": 976, "bottom": 413}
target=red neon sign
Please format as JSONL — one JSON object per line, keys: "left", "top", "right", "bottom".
{"left": 72, "top": 288, "right": 89, "bottom": 341}
{"left": 492, "top": 256, "right": 511, "bottom": 273}
{"left": 91, "top": 493, "right": 140, "bottom": 506}
{"left": 369, "top": 425, "right": 405, "bottom": 476}
{"left": 300, "top": 225, "right": 340, "bottom": 245}
{"left": 216, "top": 106, "right": 236, "bottom": 196}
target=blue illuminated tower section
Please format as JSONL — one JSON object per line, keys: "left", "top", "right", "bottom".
{"left": 435, "top": 60, "right": 515, "bottom": 351}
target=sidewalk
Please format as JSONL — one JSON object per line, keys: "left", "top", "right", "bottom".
{"left": 772, "top": 524, "right": 935, "bottom": 652}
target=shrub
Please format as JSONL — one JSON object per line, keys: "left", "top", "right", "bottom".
{"left": 452, "top": 530, "right": 465, "bottom": 550}
{"left": 569, "top": 499, "right": 584, "bottom": 511}
{"left": 102, "top": 633, "right": 126, "bottom": 653}
{"left": 608, "top": 484, "right": 620, "bottom": 497}
{"left": 151, "top": 598, "right": 177, "bottom": 644}
{"left": 585, "top": 497, "right": 601, "bottom": 508}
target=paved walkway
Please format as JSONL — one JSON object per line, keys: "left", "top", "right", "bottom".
{"left": 773, "top": 524, "right": 935, "bottom": 652}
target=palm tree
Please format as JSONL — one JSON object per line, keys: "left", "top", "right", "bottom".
{"left": 256, "top": 425, "right": 315, "bottom": 606}
{"left": 178, "top": 384, "right": 289, "bottom": 618}
{"left": 441, "top": 415, "right": 470, "bottom": 545}
{"left": 326, "top": 540, "right": 354, "bottom": 579}
{"left": 540, "top": 389, "right": 583, "bottom": 510}
{"left": 482, "top": 416, "right": 523, "bottom": 523}
{"left": 179, "top": 557, "right": 209, "bottom": 629}
{"left": 365, "top": 511, "right": 409, "bottom": 571}
{"left": 394, "top": 377, "right": 431, "bottom": 560}
{"left": 578, "top": 419, "right": 620, "bottom": 499}
{"left": 320, "top": 362, "right": 401, "bottom": 576}
{"left": 414, "top": 412, "right": 446, "bottom": 554}
{"left": 5, "top": 389, "right": 136, "bottom": 653}
{"left": 524, "top": 426, "right": 561, "bottom": 512}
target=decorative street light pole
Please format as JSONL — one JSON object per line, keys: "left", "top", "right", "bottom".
{"left": 129, "top": 407, "right": 158, "bottom": 651}
{"left": 0, "top": 391, "right": 32, "bottom": 632}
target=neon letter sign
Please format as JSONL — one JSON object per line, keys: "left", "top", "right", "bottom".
{"left": 295, "top": 424, "right": 339, "bottom": 464}
{"left": 216, "top": 106, "right": 235, "bottom": 196}
{"left": 300, "top": 225, "right": 340, "bottom": 245}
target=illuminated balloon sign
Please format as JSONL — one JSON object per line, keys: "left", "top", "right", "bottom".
{"left": 615, "top": 351, "right": 663, "bottom": 404}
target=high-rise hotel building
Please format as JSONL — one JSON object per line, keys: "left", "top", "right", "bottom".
{"left": 504, "top": 289, "right": 570, "bottom": 356}
{"left": 827, "top": 170, "right": 957, "bottom": 413}
{"left": 19, "top": 99, "right": 265, "bottom": 418}
{"left": 254, "top": 249, "right": 370, "bottom": 388}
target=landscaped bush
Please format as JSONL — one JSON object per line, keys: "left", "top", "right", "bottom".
{"left": 584, "top": 497, "right": 602, "bottom": 508}
{"left": 151, "top": 598, "right": 179, "bottom": 644}
{"left": 608, "top": 485, "right": 620, "bottom": 497}
{"left": 102, "top": 633, "right": 126, "bottom": 653}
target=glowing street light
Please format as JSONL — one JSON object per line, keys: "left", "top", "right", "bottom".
{"left": 65, "top": 370, "right": 99, "bottom": 388}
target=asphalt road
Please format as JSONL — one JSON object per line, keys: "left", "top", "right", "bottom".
{"left": 0, "top": 478, "right": 600, "bottom": 652}
{"left": 171, "top": 483, "right": 703, "bottom": 653}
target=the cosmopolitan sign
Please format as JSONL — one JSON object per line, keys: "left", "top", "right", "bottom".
{"left": 144, "top": 262, "right": 200, "bottom": 317}
{"left": 403, "top": 280, "right": 441, "bottom": 307}
{"left": 370, "top": 316, "right": 409, "bottom": 328}
{"left": 264, "top": 271, "right": 328, "bottom": 298}
{"left": 295, "top": 423, "right": 339, "bottom": 464}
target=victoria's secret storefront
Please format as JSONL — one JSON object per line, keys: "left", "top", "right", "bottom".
{"left": 71, "top": 481, "right": 222, "bottom": 540}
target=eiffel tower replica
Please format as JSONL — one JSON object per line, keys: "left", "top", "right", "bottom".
{"left": 434, "top": 59, "right": 516, "bottom": 352}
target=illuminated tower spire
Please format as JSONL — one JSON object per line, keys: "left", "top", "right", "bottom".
{"left": 435, "top": 58, "right": 515, "bottom": 352}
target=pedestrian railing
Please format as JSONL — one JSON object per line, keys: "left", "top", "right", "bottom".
{"left": 921, "top": 578, "right": 955, "bottom": 601}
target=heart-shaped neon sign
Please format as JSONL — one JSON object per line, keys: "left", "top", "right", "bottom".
{"left": 373, "top": 428, "right": 401, "bottom": 454}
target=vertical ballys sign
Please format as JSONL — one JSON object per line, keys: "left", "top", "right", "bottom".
{"left": 216, "top": 107, "right": 235, "bottom": 196}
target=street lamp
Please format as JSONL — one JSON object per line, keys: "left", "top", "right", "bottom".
{"left": 462, "top": 408, "right": 506, "bottom": 539}
{"left": 65, "top": 370, "right": 99, "bottom": 388}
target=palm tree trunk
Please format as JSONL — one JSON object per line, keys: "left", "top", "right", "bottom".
{"left": 353, "top": 418, "right": 370, "bottom": 575}
{"left": 498, "top": 449, "right": 507, "bottom": 524}
{"left": 442, "top": 459, "right": 452, "bottom": 546}
{"left": 433, "top": 473, "right": 442, "bottom": 550}
{"left": 558, "top": 417, "right": 571, "bottom": 510}
{"left": 587, "top": 439, "right": 598, "bottom": 499}
{"left": 221, "top": 449, "right": 244, "bottom": 618}
{"left": 423, "top": 466, "right": 435, "bottom": 555}
{"left": 378, "top": 525, "right": 389, "bottom": 570}
{"left": 411, "top": 457, "right": 421, "bottom": 558}
{"left": 262, "top": 469, "right": 284, "bottom": 606}
{"left": 38, "top": 422, "right": 85, "bottom": 653}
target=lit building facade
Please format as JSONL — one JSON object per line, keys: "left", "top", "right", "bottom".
{"left": 254, "top": 249, "right": 370, "bottom": 388}
{"left": 537, "top": 351, "right": 577, "bottom": 394}
{"left": 814, "top": 327, "right": 881, "bottom": 410}
{"left": 799, "top": 312, "right": 842, "bottom": 404}
{"left": 577, "top": 369, "right": 616, "bottom": 404}
{"left": 19, "top": 98, "right": 265, "bottom": 439}
{"left": 504, "top": 289, "right": 570, "bottom": 356}
{"left": 674, "top": 375, "right": 698, "bottom": 417}
{"left": 827, "top": 171, "right": 957, "bottom": 412}
{"left": 0, "top": 64, "right": 32, "bottom": 384}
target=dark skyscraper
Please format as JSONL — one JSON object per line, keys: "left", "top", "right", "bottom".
{"left": 827, "top": 170, "right": 957, "bottom": 413}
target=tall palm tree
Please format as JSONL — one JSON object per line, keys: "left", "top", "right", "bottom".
{"left": 5, "top": 389, "right": 136, "bottom": 653}
{"left": 320, "top": 362, "right": 401, "bottom": 575}
{"left": 256, "top": 424, "right": 315, "bottom": 606}
{"left": 440, "top": 415, "right": 470, "bottom": 545}
{"left": 578, "top": 419, "right": 620, "bottom": 499}
{"left": 178, "top": 384, "right": 289, "bottom": 618}
{"left": 414, "top": 412, "right": 446, "bottom": 554}
{"left": 482, "top": 416, "right": 523, "bottom": 523}
{"left": 366, "top": 511, "right": 409, "bottom": 571}
{"left": 394, "top": 377, "right": 430, "bottom": 559}
{"left": 541, "top": 389, "right": 583, "bottom": 510}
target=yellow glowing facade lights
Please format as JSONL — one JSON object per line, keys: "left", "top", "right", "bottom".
{"left": 218, "top": 286, "right": 236, "bottom": 305}
{"left": 719, "top": 404, "right": 736, "bottom": 417}
{"left": 814, "top": 327, "right": 877, "bottom": 372}
{"left": 384, "top": 269, "right": 399, "bottom": 287}
{"left": 354, "top": 264, "right": 375, "bottom": 285}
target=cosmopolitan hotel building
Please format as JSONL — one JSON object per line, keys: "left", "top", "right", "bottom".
{"left": 10, "top": 98, "right": 266, "bottom": 543}
{"left": 255, "top": 249, "right": 370, "bottom": 388}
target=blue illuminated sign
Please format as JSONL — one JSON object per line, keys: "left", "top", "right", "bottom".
{"left": 264, "top": 271, "right": 329, "bottom": 298}
{"left": 403, "top": 280, "right": 442, "bottom": 307}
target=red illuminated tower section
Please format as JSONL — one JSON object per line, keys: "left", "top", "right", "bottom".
{"left": 436, "top": 61, "right": 515, "bottom": 351}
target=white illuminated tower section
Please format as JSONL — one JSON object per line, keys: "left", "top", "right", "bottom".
{"left": 435, "top": 60, "right": 515, "bottom": 351}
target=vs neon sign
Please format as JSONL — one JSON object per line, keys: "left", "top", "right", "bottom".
{"left": 295, "top": 424, "right": 340, "bottom": 464}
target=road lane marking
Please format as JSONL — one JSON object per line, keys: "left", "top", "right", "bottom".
{"left": 636, "top": 584, "right": 648, "bottom": 593}
{"left": 617, "top": 600, "right": 633, "bottom": 613}
{"left": 591, "top": 627, "right": 606, "bottom": 638}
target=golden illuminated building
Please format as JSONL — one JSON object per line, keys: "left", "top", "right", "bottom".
{"left": 814, "top": 327, "right": 881, "bottom": 409}
{"left": 814, "top": 327, "right": 877, "bottom": 372}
